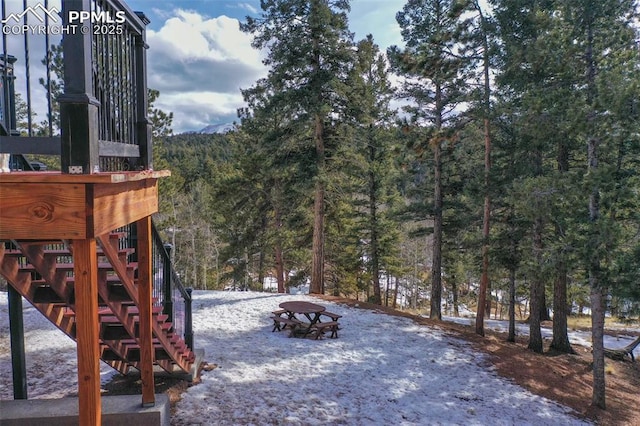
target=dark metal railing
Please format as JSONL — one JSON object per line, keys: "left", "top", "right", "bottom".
{"left": 60, "top": 0, "right": 151, "bottom": 173}
{"left": 110, "top": 222, "right": 193, "bottom": 349}
{"left": 0, "top": 0, "right": 152, "bottom": 173}
{"left": 150, "top": 221, "right": 193, "bottom": 348}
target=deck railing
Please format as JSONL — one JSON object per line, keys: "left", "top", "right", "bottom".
{"left": 151, "top": 221, "right": 193, "bottom": 348}
{"left": 60, "top": 0, "right": 151, "bottom": 173}
{"left": 0, "top": 0, "right": 152, "bottom": 173}
{"left": 120, "top": 221, "right": 194, "bottom": 350}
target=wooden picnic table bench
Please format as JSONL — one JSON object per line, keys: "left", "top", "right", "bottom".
{"left": 318, "top": 311, "right": 342, "bottom": 322}
{"left": 270, "top": 315, "right": 302, "bottom": 332}
{"left": 319, "top": 311, "right": 342, "bottom": 321}
{"left": 310, "top": 320, "right": 340, "bottom": 339}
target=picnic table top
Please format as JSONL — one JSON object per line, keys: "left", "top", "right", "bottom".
{"left": 279, "top": 301, "right": 326, "bottom": 315}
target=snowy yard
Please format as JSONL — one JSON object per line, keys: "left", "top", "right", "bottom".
{"left": 0, "top": 291, "right": 607, "bottom": 425}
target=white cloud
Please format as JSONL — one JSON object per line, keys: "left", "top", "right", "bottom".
{"left": 237, "top": 2, "right": 259, "bottom": 15}
{"left": 146, "top": 10, "right": 266, "bottom": 132}
{"left": 154, "top": 91, "right": 244, "bottom": 132}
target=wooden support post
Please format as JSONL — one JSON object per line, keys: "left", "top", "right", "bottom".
{"left": 137, "top": 216, "right": 156, "bottom": 406}
{"left": 73, "top": 238, "right": 101, "bottom": 426}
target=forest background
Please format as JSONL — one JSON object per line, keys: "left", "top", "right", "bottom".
{"left": 152, "top": 0, "right": 640, "bottom": 345}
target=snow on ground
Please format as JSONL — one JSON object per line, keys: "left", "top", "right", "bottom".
{"left": 0, "top": 291, "right": 598, "bottom": 425}
{"left": 443, "top": 316, "right": 640, "bottom": 359}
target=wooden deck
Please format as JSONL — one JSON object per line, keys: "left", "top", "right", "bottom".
{"left": 0, "top": 170, "right": 171, "bottom": 425}
{"left": 0, "top": 170, "right": 170, "bottom": 239}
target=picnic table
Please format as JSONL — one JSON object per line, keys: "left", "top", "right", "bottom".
{"left": 270, "top": 301, "right": 341, "bottom": 339}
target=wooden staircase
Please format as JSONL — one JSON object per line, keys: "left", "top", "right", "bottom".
{"left": 0, "top": 233, "right": 194, "bottom": 376}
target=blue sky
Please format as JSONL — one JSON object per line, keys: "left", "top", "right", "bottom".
{"left": 123, "top": 0, "right": 407, "bottom": 133}
{"left": 1, "top": 0, "right": 404, "bottom": 135}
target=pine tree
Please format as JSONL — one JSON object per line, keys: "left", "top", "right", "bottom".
{"left": 346, "top": 35, "right": 399, "bottom": 304}
{"left": 491, "top": 0, "right": 567, "bottom": 353}
{"left": 557, "top": 0, "right": 640, "bottom": 409}
{"left": 241, "top": 0, "right": 354, "bottom": 294}
{"left": 388, "top": 0, "right": 472, "bottom": 320}
{"left": 237, "top": 78, "right": 312, "bottom": 292}
{"left": 460, "top": 0, "right": 498, "bottom": 335}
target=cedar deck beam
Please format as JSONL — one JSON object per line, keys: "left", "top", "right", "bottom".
{"left": 0, "top": 171, "right": 169, "bottom": 240}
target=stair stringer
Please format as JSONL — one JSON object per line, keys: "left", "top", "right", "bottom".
{"left": 0, "top": 242, "right": 132, "bottom": 374}
{"left": 96, "top": 234, "right": 194, "bottom": 373}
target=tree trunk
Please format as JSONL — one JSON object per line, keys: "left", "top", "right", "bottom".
{"left": 310, "top": 113, "right": 325, "bottom": 294}
{"left": 274, "top": 206, "right": 286, "bottom": 293}
{"left": 274, "top": 245, "right": 285, "bottom": 293}
{"left": 385, "top": 274, "right": 390, "bottom": 307}
{"left": 528, "top": 217, "right": 544, "bottom": 353}
{"left": 475, "top": 0, "right": 492, "bottom": 332}
{"left": 591, "top": 285, "right": 606, "bottom": 408}
{"left": 585, "top": 19, "right": 605, "bottom": 409}
{"left": 550, "top": 134, "right": 572, "bottom": 352}
{"left": 430, "top": 137, "right": 443, "bottom": 320}
{"left": 392, "top": 276, "right": 398, "bottom": 309}
{"left": 190, "top": 230, "right": 197, "bottom": 288}
{"left": 452, "top": 277, "right": 459, "bottom": 317}
{"left": 507, "top": 266, "right": 516, "bottom": 342}
{"left": 369, "top": 141, "right": 382, "bottom": 305}
{"left": 551, "top": 259, "right": 574, "bottom": 353}
{"left": 540, "top": 289, "right": 551, "bottom": 321}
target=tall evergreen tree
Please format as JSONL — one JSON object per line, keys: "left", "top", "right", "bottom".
{"left": 557, "top": 0, "right": 640, "bottom": 408}
{"left": 492, "top": 0, "right": 564, "bottom": 353}
{"left": 242, "top": 0, "right": 354, "bottom": 294}
{"left": 237, "top": 78, "right": 312, "bottom": 293}
{"left": 461, "top": 0, "right": 498, "bottom": 335}
{"left": 346, "top": 35, "right": 398, "bottom": 304}
{"left": 388, "top": 0, "right": 472, "bottom": 320}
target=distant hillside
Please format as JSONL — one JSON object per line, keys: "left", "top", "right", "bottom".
{"left": 162, "top": 130, "right": 234, "bottom": 166}
{"left": 197, "top": 123, "right": 236, "bottom": 134}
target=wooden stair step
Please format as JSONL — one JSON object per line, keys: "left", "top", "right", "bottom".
{"left": 14, "top": 240, "right": 66, "bottom": 246}
{"left": 115, "top": 341, "right": 174, "bottom": 362}
{"left": 32, "top": 284, "right": 66, "bottom": 303}
{"left": 67, "top": 275, "right": 124, "bottom": 284}
{"left": 20, "top": 262, "right": 131, "bottom": 272}
{"left": 0, "top": 249, "right": 27, "bottom": 257}
{"left": 127, "top": 305, "right": 164, "bottom": 315}
{"left": 32, "top": 283, "right": 122, "bottom": 306}
{"left": 101, "top": 323, "right": 136, "bottom": 340}
{"left": 104, "top": 283, "right": 133, "bottom": 302}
